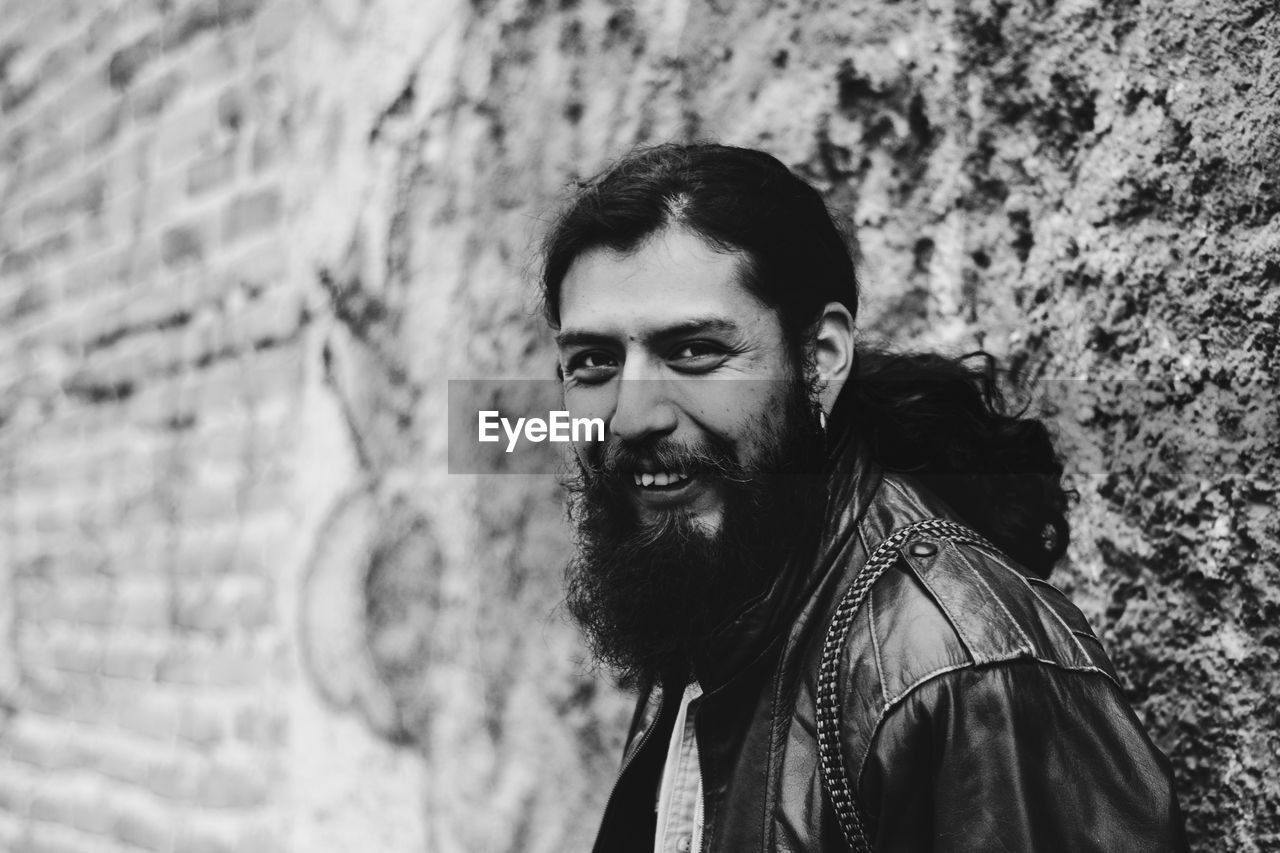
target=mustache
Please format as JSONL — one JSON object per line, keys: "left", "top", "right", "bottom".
{"left": 579, "top": 435, "right": 755, "bottom": 488}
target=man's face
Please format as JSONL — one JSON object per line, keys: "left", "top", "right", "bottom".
{"left": 556, "top": 226, "right": 797, "bottom": 534}
{"left": 554, "top": 226, "right": 826, "bottom": 686}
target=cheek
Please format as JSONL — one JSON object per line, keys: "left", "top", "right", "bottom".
{"left": 564, "top": 385, "right": 615, "bottom": 457}
{"left": 679, "top": 382, "right": 784, "bottom": 446}
{"left": 563, "top": 383, "right": 615, "bottom": 420}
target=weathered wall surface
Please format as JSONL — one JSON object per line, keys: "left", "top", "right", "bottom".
{"left": 1, "top": 0, "right": 1276, "bottom": 851}
{"left": 0, "top": 0, "right": 428, "bottom": 850}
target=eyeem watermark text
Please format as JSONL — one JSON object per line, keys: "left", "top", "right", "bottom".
{"left": 478, "top": 410, "right": 605, "bottom": 453}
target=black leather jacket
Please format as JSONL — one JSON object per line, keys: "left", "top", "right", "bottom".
{"left": 591, "top": 436, "right": 1189, "bottom": 852}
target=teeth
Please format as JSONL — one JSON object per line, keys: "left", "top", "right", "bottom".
{"left": 632, "top": 471, "right": 689, "bottom": 487}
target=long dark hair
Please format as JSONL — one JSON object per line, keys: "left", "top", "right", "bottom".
{"left": 540, "top": 142, "right": 856, "bottom": 366}
{"left": 842, "top": 349, "right": 1069, "bottom": 577}
{"left": 540, "top": 142, "right": 1071, "bottom": 577}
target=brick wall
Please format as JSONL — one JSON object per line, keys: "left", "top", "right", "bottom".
{"left": 0, "top": 1, "right": 427, "bottom": 850}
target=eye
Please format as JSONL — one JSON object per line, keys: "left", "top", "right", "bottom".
{"left": 563, "top": 350, "right": 619, "bottom": 384}
{"left": 669, "top": 341, "right": 728, "bottom": 372}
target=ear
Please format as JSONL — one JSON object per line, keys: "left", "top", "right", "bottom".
{"left": 807, "top": 301, "right": 855, "bottom": 416}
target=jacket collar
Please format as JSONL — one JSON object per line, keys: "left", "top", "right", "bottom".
{"left": 689, "top": 427, "right": 883, "bottom": 693}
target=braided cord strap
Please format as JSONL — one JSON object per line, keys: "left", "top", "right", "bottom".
{"left": 816, "top": 518, "right": 996, "bottom": 852}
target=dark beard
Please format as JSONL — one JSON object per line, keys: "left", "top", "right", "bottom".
{"left": 561, "top": 377, "right": 827, "bottom": 690}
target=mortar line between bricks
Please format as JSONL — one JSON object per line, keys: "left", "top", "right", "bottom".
{"left": 14, "top": 825, "right": 139, "bottom": 853}
{"left": 14, "top": 608, "right": 277, "bottom": 636}
{"left": 0, "top": 286, "right": 291, "bottom": 373}
{"left": 0, "top": 815, "right": 118, "bottom": 845}
{"left": 3, "top": 61, "right": 118, "bottom": 152}
{"left": 10, "top": 109, "right": 283, "bottom": 252}
{"left": 19, "top": 804, "right": 189, "bottom": 845}
{"left": 7, "top": 52, "right": 281, "bottom": 230}
{"left": 9, "top": 123, "right": 140, "bottom": 218}
{"left": 3, "top": 69, "right": 111, "bottom": 152}
{"left": 0, "top": 4, "right": 52, "bottom": 45}
{"left": 13, "top": 165, "right": 288, "bottom": 266}
{"left": 7, "top": 244, "right": 176, "bottom": 312}
{"left": 0, "top": 9, "right": 95, "bottom": 82}
{"left": 13, "top": 649, "right": 275, "bottom": 697}
{"left": 2, "top": 711, "right": 206, "bottom": 762}
{"left": 34, "top": 204, "right": 293, "bottom": 285}
{"left": 5, "top": 221, "right": 291, "bottom": 344}
{"left": 15, "top": 589, "right": 280, "bottom": 623}
{"left": 11, "top": 684, "right": 272, "bottom": 732}
{"left": 0, "top": 402, "right": 295, "bottom": 469}
{"left": 0, "top": 16, "right": 264, "bottom": 144}
{"left": 10, "top": 506, "right": 292, "bottom": 544}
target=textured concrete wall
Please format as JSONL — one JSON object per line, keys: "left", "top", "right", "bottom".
{"left": 1, "top": 0, "right": 1276, "bottom": 851}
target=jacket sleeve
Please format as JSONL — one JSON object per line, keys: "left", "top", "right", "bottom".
{"left": 855, "top": 659, "right": 1190, "bottom": 853}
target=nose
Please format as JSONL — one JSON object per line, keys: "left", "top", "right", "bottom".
{"left": 609, "top": 377, "right": 678, "bottom": 443}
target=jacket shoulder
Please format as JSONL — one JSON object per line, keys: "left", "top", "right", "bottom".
{"left": 833, "top": 492, "right": 1123, "bottom": 787}
{"left": 886, "top": 531, "right": 1120, "bottom": 687}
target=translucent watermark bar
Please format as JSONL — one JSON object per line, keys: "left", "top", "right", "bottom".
{"left": 446, "top": 377, "right": 1277, "bottom": 477}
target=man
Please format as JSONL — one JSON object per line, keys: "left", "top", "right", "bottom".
{"left": 540, "top": 143, "right": 1188, "bottom": 852}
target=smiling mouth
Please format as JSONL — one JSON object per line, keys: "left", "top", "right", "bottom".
{"left": 631, "top": 470, "right": 691, "bottom": 488}
{"left": 628, "top": 470, "right": 704, "bottom": 507}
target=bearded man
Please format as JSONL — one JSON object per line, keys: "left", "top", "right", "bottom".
{"left": 541, "top": 143, "right": 1188, "bottom": 852}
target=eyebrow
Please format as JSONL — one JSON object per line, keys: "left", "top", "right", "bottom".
{"left": 555, "top": 317, "right": 742, "bottom": 348}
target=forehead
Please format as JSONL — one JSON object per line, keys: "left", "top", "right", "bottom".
{"left": 557, "top": 227, "right": 775, "bottom": 337}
